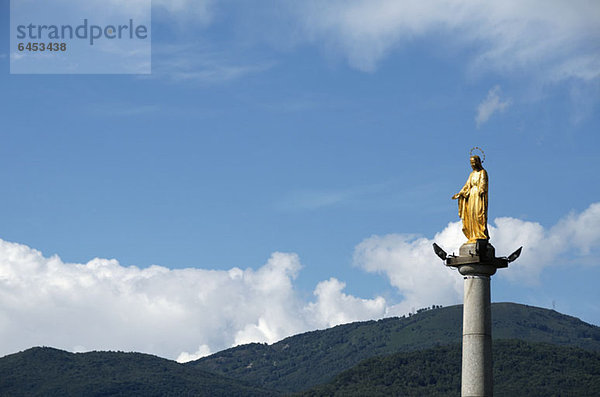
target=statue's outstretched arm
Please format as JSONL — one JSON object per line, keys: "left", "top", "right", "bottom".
{"left": 452, "top": 177, "right": 471, "bottom": 200}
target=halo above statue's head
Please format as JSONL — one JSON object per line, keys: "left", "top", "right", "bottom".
{"left": 469, "top": 147, "right": 485, "bottom": 163}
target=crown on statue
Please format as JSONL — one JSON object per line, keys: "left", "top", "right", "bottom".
{"left": 469, "top": 146, "right": 485, "bottom": 163}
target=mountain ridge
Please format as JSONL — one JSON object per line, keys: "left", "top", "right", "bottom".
{"left": 2, "top": 302, "right": 599, "bottom": 395}
{"left": 0, "top": 346, "right": 278, "bottom": 397}
{"left": 300, "top": 340, "right": 600, "bottom": 397}
{"left": 190, "top": 302, "right": 600, "bottom": 392}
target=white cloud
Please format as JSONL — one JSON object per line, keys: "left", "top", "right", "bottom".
{"left": 305, "top": 278, "right": 387, "bottom": 328}
{"left": 137, "top": 1, "right": 598, "bottom": 91}
{"left": 491, "top": 202, "right": 600, "bottom": 281}
{"left": 146, "top": 1, "right": 599, "bottom": 82}
{"left": 0, "top": 244, "right": 385, "bottom": 362}
{"left": 284, "top": 0, "right": 599, "bottom": 81}
{"left": 1, "top": 203, "right": 598, "bottom": 361}
{"left": 556, "top": 203, "right": 600, "bottom": 255}
{"left": 353, "top": 226, "right": 465, "bottom": 316}
{"left": 354, "top": 202, "right": 600, "bottom": 311}
{"left": 176, "top": 344, "right": 211, "bottom": 363}
{"left": 476, "top": 85, "right": 512, "bottom": 127}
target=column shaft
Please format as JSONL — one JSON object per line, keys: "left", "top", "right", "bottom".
{"left": 461, "top": 275, "right": 493, "bottom": 397}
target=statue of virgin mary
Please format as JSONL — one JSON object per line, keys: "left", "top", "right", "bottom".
{"left": 452, "top": 155, "right": 490, "bottom": 243}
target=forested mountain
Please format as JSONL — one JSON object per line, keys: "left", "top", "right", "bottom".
{"left": 191, "top": 303, "right": 600, "bottom": 392}
{"left": 300, "top": 340, "right": 600, "bottom": 397}
{"left": 0, "top": 347, "right": 278, "bottom": 397}
{"left": 1, "top": 303, "right": 599, "bottom": 396}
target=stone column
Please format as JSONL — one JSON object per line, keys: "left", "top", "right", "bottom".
{"left": 461, "top": 274, "right": 493, "bottom": 397}
{"left": 441, "top": 240, "right": 507, "bottom": 397}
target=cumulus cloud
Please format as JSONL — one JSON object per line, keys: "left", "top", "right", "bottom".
{"left": 354, "top": 202, "right": 600, "bottom": 312}
{"left": 176, "top": 345, "right": 212, "bottom": 363}
{"left": 353, "top": 225, "right": 465, "bottom": 316}
{"left": 0, "top": 244, "right": 385, "bottom": 361}
{"left": 305, "top": 278, "right": 387, "bottom": 327}
{"left": 1, "top": 203, "right": 598, "bottom": 361}
{"left": 491, "top": 203, "right": 600, "bottom": 281}
{"left": 476, "top": 85, "right": 512, "bottom": 127}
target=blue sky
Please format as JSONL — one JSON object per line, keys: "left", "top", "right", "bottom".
{"left": 0, "top": 0, "right": 599, "bottom": 361}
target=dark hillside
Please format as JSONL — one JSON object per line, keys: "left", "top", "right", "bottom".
{"left": 0, "top": 347, "right": 277, "bottom": 397}
{"left": 301, "top": 340, "right": 600, "bottom": 397}
{"left": 192, "top": 303, "right": 600, "bottom": 392}
{"left": 2, "top": 303, "right": 598, "bottom": 396}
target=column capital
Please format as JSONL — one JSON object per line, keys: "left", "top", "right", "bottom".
{"left": 444, "top": 241, "right": 508, "bottom": 276}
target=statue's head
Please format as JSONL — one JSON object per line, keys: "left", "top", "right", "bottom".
{"left": 469, "top": 147, "right": 485, "bottom": 170}
{"left": 470, "top": 155, "right": 483, "bottom": 170}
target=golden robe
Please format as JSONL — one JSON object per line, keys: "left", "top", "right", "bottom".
{"left": 456, "top": 169, "right": 489, "bottom": 242}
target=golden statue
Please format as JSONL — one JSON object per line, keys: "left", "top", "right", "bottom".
{"left": 452, "top": 150, "right": 489, "bottom": 243}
